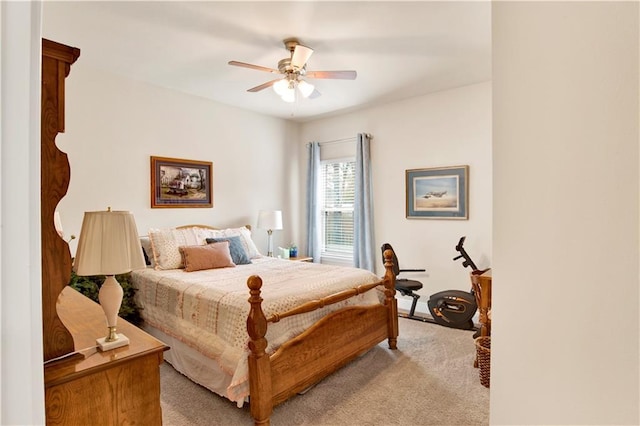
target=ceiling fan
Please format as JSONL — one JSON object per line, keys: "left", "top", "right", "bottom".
{"left": 228, "top": 38, "right": 357, "bottom": 102}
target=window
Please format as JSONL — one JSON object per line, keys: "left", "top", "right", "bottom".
{"left": 320, "top": 158, "right": 355, "bottom": 263}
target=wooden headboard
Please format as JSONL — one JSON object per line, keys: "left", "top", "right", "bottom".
{"left": 175, "top": 224, "right": 252, "bottom": 231}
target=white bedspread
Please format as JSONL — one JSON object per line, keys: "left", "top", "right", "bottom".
{"left": 131, "top": 257, "right": 382, "bottom": 404}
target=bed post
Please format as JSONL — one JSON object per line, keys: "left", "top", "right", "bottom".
{"left": 383, "top": 248, "right": 399, "bottom": 349}
{"left": 247, "top": 275, "right": 273, "bottom": 426}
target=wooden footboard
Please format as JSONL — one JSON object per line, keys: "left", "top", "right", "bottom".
{"left": 246, "top": 249, "right": 398, "bottom": 425}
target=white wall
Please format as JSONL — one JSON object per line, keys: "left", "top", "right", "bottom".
{"left": 0, "top": 2, "right": 45, "bottom": 424}
{"left": 59, "top": 58, "right": 493, "bottom": 334}
{"left": 492, "top": 2, "right": 639, "bottom": 425}
{"left": 56, "top": 64, "right": 299, "bottom": 257}
{"left": 300, "top": 82, "right": 492, "bottom": 312}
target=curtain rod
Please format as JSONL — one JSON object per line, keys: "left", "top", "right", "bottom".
{"left": 319, "top": 137, "right": 355, "bottom": 146}
{"left": 308, "top": 133, "right": 373, "bottom": 147}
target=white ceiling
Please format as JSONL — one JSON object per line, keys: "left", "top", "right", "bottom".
{"left": 42, "top": 1, "right": 491, "bottom": 122}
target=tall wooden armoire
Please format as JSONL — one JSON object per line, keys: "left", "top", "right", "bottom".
{"left": 41, "top": 38, "right": 80, "bottom": 362}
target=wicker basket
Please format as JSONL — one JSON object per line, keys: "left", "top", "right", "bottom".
{"left": 475, "top": 336, "right": 491, "bottom": 388}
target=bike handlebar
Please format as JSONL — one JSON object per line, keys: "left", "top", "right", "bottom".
{"left": 453, "top": 236, "right": 479, "bottom": 272}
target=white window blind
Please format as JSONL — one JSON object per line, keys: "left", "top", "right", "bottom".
{"left": 320, "top": 158, "right": 355, "bottom": 261}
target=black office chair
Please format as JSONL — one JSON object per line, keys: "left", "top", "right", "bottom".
{"left": 381, "top": 243, "right": 426, "bottom": 318}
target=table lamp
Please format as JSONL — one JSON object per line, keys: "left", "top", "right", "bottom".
{"left": 73, "top": 208, "right": 146, "bottom": 351}
{"left": 257, "top": 210, "right": 283, "bottom": 257}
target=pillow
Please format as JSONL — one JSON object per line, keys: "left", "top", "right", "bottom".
{"left": 236, "top": 226, "right": 261, "bottom": 258}
{"left": 200, "top": 226, "right": 261, "bottom": 259}
{"left": 205, "top": 236, "right": 252, "bottom": 265}
{"left": 149, "top": 227, "right": 206, "bottom": 270}
{"left": 178, "top": 242, "right": 235, "bottom": 272}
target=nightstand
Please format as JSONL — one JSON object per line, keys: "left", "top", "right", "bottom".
{"left": 288, "top": 256, "right": 313, "bottom": 262}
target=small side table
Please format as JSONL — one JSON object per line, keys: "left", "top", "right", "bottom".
{"left": 471, "top": 269, "right": 492, "bottom": 368}
{"left": 288, "top": 256, "right": 313, "bottom": 262}
{"left": 471, "top": 269, "right": 492, "bottom": 337}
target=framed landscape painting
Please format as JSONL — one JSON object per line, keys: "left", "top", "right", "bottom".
{"left": 406, "top": 165, "right": 468, "bottom": 219}
{"left": 151, "top": 156, "right": 213, "bottom": 208}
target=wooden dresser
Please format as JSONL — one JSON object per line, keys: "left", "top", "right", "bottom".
{"left": 44, "top": 287, "right": 168, "bottom": 425}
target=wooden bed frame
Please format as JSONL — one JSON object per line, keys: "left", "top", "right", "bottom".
{"left": 170, "top": 226, "right": 399, "bottom": 424}
{"left": 245, "top": 249, "right": 398, "bottom": 425}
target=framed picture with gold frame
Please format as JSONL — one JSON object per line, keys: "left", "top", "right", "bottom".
{"left": 406, "top": 165, "right": 468, "bottom": 219}
{"left": 150, "top": 156, "right": 213, "bottom": 208}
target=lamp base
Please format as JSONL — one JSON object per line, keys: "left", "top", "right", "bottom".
{"left": 267, "top": 229, "right": 274, "bottom": 257}
{"left": 97, "top": 333, "right": 130, "bottom": 351}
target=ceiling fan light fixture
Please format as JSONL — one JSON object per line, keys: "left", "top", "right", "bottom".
{"left": 230, "top": 37, "right": 355, "bottom": 103}
{"left": 273, "top": 79, "right": 289, "bottom": 96}
{"left": 281, "top": 88, "right": 296, "bottom": 103}
{"left": 297, "top": 80, "right": 315, "bottom": 98}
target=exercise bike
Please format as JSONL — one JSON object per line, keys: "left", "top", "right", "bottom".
{"left": 426, "top": 237, "right": 481, "bottom": 331}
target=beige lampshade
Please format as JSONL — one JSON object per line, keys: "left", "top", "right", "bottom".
{"left": 74, "top": 210, "right": 146, "bottom": 276}
{"left": 257, "top": 210, "right": 283, "bottom": 231}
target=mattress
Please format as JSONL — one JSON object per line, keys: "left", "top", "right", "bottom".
{"left": 131, "top": 256, "right": 382, "bottom": 404}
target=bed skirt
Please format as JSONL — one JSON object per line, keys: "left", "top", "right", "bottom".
{"left": 141, "top": 323, "right": 248, "bottom": 408}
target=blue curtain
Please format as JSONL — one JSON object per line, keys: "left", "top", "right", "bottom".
{"left": 305, "top": 142, "right": 321, "bottom": 262}
{"left": 354, "top": 133, "right": 375, "bottom": 271}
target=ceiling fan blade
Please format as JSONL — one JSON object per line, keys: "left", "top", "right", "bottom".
{"left": 247, "top": 79, "right": 282, "bottom": 92}
{"left": 228, "top": 61, "right": 279, "bottom": 74}
{"left": 309, "top": 88, "right": 322, "bottom": 99}
{"left": 291, "top": 45, "right": 314, "bottom": 69}
{"left": 305, "top": 70, "right": 357, "bottom": 80}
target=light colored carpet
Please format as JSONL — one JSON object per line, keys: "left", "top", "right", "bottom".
{"left": 160, "top": 317, "right": 490, "bottom": 425}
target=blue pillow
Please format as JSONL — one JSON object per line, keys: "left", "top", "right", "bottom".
{"left": 205, "top": 236, "right": 252, "bottom": 265}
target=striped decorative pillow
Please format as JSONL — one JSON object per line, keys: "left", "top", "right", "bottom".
{"left": 148, "top": 227, "right": 206, "bottom": 270}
